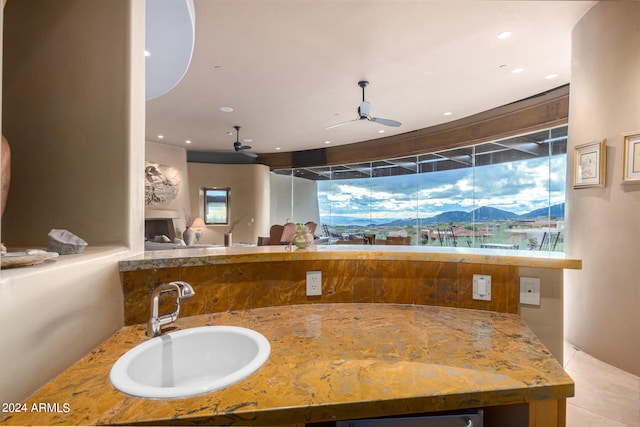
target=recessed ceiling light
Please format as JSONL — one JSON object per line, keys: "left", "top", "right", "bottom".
{"left": 226, "top": 131, "right": 233, "bottom": 136}
{"left": 144, "top": 50, "right": 151, "bottom": 57}
{"left": 378, "top": 130, "right": 385, "bottom": 134}
{"left": 497, "top": 31, "right": 512, "bottom": 40}
{"left": 512, "top": 67, "right": 524, "bottom": 74}
{"left": 158, "top": 134, "right": 164, "bottom": 139}
{"left": 545, "top": 73, "right": 559, "bottom": 80}
{"left": 185, "top": 140, "right": 191, "bottom": 144}
{"left": 243, "top": 139, "right": 253, "bottom": 143}
{"left": 444, "top": 111, "right": 453, "bottom": 116}
{"left": 275, "top": 147, "right": 281, "bottom": 151}
{"left": 220, "top": 107, "right": 234, "bottom": 113}
{"left": 325, "top": 141, "right": 331, "bottom": 144}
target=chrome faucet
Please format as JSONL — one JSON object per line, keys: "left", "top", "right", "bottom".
{"left": 148, "top": 281, "right": 195, "bottom": 337}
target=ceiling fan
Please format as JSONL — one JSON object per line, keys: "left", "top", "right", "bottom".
{"left": 232, "top": 125, "right": 257, "bottom": 158}
{"left": 327, "top": 81, "right": 402, "bottom": 130}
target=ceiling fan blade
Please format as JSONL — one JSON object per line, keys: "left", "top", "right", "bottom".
{"left": 240, "top": 151, "right": 258, "bottom": 158}
{"left": 369, "top": 117, "right": 402, "bottom": 127}
{"left": 326, "top": 118, "right": 358, "bottom": 130}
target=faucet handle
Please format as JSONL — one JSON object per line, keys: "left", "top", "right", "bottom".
{"left": 148, "top": 281, "right": 195, "bottom": 338}
{"left": 170, "top": 281, "right": 195, "bottom": 298}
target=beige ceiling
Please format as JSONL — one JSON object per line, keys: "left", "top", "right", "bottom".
{"left": 145, "top": 0, "right": 596, "bottom": 155}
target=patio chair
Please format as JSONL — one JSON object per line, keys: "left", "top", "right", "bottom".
{"left": 539, "top": 232, "right": 561, "bottom": 251}
{"left": 268, "top": 224, "right": 284, "bottom": 245}
{"left": 280, "top": 222, "right": 297, "bottom": 244}
{"left": 436, "top": 227, "right": 457, "bottom": 247}
{"left": 304, "top": 221, "right": 318, "bottom": 237}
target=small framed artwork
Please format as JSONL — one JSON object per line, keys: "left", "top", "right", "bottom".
{"left": 574, "top": 139, "right": 606, "bottom": 188}
{"left": 622, "top": 132, "right": 640, "bottom": 184}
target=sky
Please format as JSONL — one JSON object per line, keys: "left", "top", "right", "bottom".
{"left": 318, "top": 154, "right": 566, "bottom": 225}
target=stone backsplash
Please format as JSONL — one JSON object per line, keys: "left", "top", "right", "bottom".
{"left": 120, "top": 259, "right": 519, "bottom": 326}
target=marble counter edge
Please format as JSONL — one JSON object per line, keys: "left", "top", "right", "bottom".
{"left": 119, "top": 245, "right": 582, "bottom": 272}
{"left": 119, "top": 386, "right": 574, "bottom": 426}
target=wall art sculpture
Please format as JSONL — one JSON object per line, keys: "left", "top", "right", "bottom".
{"left": 145, "top": 161, "right": 180, "bottom": 205}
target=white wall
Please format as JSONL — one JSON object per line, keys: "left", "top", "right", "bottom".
{"left": 0, "top": 248, "right": 128, "bottom": 402}
{"left": 270, "top": 173, "right": 294, "bottom": 225}
{"left": 187, "top": 163, "right": 270, "bottom": 244}
{"left": 1, "top": 1, "right": 138, "bottom": 247}
{"left": 519, "top": 267, "right": 564, "bottom": 364}
{"left": 565, "top": 1, "right": 640, "bottom": 375}
{"left": 0, "top": 0, "right": 145, "bottom": 401}
{"left": 270, "top": 173, "right": 321, "bottom": 227}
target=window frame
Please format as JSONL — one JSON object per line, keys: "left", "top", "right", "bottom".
{"left": 202, "top": 187, "right": 230, "bottom": 225}
{"left": 274, "top": 125, "right": 568, "bottom": 252}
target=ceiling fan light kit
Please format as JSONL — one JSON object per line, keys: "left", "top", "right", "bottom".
{"left": 327, "top": 80, "right": 402, "bottom": 130}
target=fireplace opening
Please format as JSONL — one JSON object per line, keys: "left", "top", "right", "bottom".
{"left": 145, "top": 218, "right": 176, "bottom": 241}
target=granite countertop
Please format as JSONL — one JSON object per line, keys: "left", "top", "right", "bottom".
{"left": 1, "top": 304, "right": 573, "bottom": 426}
{"left": 119, "top": 244, "right": 582, "bottom": 272}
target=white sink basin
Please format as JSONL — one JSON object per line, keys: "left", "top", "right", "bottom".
{"left": 110, "top": 325, "right": 270, "bottom": 399}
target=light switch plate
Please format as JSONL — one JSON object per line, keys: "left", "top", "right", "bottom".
{"left": 472, "top": 274, "right": 491, "bottom": 301}
{"left": 520, "top": 277, "right": 541, "bottom": 306}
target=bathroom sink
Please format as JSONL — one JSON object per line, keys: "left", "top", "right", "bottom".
{"left": 110, "top": 326, "right": 270, "bottom": 399}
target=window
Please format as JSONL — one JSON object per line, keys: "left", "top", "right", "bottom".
{"left": 203, "top": 188, "right": 229, "bottom": 225}
{"left": 273, "top": 126, "right": 567, "bottom": 252}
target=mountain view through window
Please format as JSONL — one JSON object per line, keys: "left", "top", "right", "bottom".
{"left": 275, "top": 126, "right": 567, "bottom": 252}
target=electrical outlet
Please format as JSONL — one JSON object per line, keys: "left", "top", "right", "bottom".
{"left": 520, "top": 277, "right": 541, "bottom": 306}
{"left": 306, "top": 271, "right": 322, "bottom": 296}
{"left": 472, "top": 274, "right": 491, "bottom": 301}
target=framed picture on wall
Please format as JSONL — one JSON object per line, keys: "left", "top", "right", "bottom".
{"left": 622, "top": 132, "right": 640, "bottom": 184}
{"left": 573, "top": 139, "right": 606, "bottom": 188}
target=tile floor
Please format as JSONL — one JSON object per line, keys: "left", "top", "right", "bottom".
{"left": 564, "top": 342, "right": 640, "bottom": 426}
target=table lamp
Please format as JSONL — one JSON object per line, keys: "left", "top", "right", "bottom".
{"left": 191, "top": 217, "right": 206, "bottom": 244}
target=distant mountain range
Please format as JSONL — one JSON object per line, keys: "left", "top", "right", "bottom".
{"left": 520, "top": 203, "right": 565, "bottom": 219}
{"left": 323, "top": 203, "right": 565, "bottom": 227}
{"left": 427, "top": 203, "right": 564, "bottom": 224}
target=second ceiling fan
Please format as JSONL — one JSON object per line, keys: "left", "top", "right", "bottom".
{"left": 232, "top": 125, "right": 257, "bottom": 158}
{"left": 327, "top": 81, "right": 402, "bottom": 130}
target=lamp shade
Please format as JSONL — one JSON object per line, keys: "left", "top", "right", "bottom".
{"left": 191, "top": 217, "right": 206, "bottom": 229}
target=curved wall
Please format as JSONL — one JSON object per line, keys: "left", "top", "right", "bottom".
{"left": 187, "top": 163, "right": 270, "bottom": 244}
{"left": 565, "top": 1, "right": 640, "bottom": 375}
